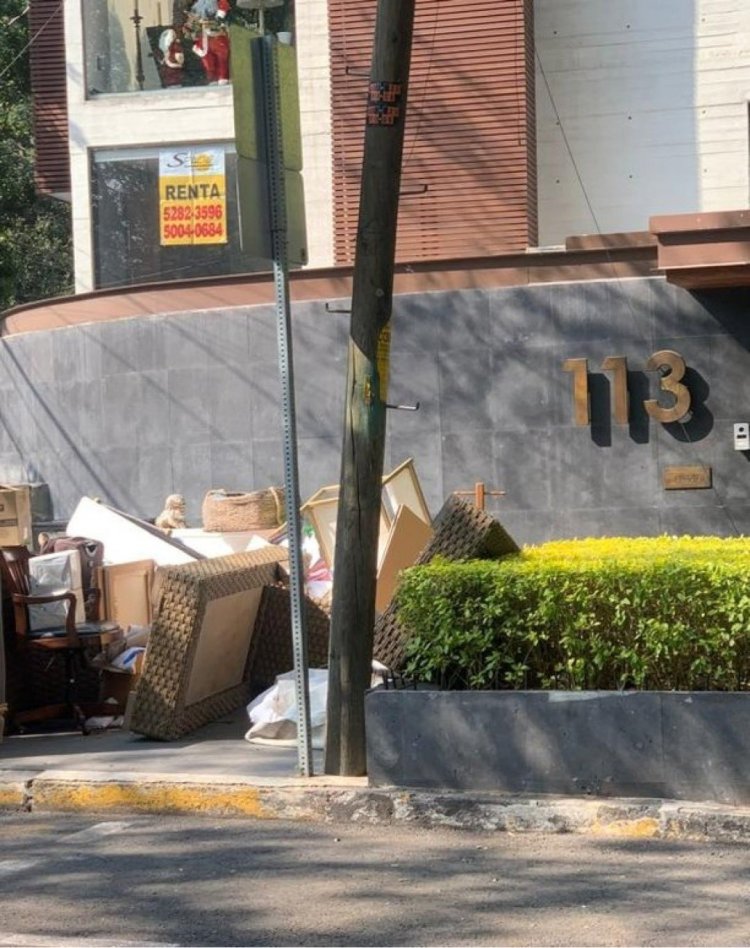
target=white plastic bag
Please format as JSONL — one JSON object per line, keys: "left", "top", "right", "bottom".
{"left": 28, "top": 550, "right": 86, "bottom": 629}
{"left": 245, "top": 669, "right": 328, "bottom": 748}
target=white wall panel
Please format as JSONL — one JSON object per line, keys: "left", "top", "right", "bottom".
{"left": 536, "top": 0, "right": 750, "bottom": 246}
{"left": 295, "top": 0, "right": 334, "bottom": 270}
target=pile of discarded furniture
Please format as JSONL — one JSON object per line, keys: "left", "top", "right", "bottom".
{"left": 0, "top": 460, "right": 516, "bottom": 741}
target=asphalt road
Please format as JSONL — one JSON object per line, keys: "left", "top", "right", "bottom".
{"left": 0, "top": 812, "right": 749, "bottom": 947}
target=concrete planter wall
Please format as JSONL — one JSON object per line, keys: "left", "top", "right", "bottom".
{"left": 365, "top": 689, "right": 750, "bottom": 805}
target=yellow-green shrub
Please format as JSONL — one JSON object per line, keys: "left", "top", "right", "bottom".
{"left": 397, "top": 536, "right": 750, "bottom": 691}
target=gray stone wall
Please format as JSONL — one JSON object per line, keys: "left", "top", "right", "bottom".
{"left": 366, "top": 689, "right": 750, "bottom": 804}
{"left": 1, "top": 276, "right": 748, "bottom": 543}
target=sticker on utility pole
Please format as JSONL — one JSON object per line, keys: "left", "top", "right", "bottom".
{"left": 376, "top": 323, "right": 392, "bottom": 401}
{"left": 367, "top": 82, "right": 403, "bottom": 126}
{"left": 159, "top": 148, "right": 227, "bottom": 246}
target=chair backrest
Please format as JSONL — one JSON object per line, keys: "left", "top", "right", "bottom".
{"left": 2, "top": 545, "right": 81, "bottom": 645}
{"left": 0, "top": 546, "right": 32, "bottom": 599}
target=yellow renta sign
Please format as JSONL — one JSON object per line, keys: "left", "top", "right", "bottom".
{"left": 159, "top": 148, "right": 227, "bottom": 246}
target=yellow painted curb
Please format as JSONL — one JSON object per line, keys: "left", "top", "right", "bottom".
{"left": 0, "top": 784, "right": 27, "bottom": 809}
{"left": 33, "top": 780, "right": 281, "bottom": 817}
{"left": 591, "top": 816, "right": 661, "bottom": 838}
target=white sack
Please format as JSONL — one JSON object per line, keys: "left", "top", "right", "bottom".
{"left": 245, "top": 669, "right": 328, "bottom": 748}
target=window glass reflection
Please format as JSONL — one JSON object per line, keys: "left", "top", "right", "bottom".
{"left": 91, "top": 143, "right": 271, "bottom": 287}
{"left": 84, "top": 0, "right": 294, "bottom": 95}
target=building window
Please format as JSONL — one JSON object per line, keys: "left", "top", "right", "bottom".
{"left": 83, "top": 0, "right": 293, "bottom": 96}
{"left": 91, "top": 142, "right": 268, "bottom": 288}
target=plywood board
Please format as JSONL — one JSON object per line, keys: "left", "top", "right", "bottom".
{"left": 304, "top": 497, "right": 339, "bottom": 568}
{"left": 375, "top": 504, "right": 433, "bottom": 614}
{"left": 184, "top": 587, "right": 263, "bottom": 705}
{"left": 67, "top": 497, "right": 198, "bottom": 566}
{"left": 382, "top": 458, "right": 430, "bottom": 525}
{"left": 307, "top": 497, "right": 392, "bottom": 569}
{"left": 300, "top": 484, "right": 339, "bottom": 512}
{"left": 101, "top": 559, "right": 154, "bottom": 627}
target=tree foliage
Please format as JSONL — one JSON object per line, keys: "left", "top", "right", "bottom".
{"left": 0, "top": 1, "right": 73, "bottom": 311}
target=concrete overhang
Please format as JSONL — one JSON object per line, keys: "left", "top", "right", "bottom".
{"left": 0, "top": 245, "right": 658, "bottom": 336}
{"left": 650, "top": 210, "right": 750, "bottom": 289}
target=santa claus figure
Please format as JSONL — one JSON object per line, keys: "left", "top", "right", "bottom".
{"left": 188, "top": 0, "right": 231, "bottom": 84}
{"left": 158, "top": 27, "right": 185, "bottom": 86}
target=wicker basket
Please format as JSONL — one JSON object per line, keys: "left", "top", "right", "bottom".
{"left": 201, "top": 487, "right": 285, "bottom": 532}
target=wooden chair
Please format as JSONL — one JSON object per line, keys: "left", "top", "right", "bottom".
{"left": 1, "top": 546, "right": 123, "bottom": 734}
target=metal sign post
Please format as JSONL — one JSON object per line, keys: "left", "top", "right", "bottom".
{"left": 260, "top": 35, "right": 312, "bottom": 777}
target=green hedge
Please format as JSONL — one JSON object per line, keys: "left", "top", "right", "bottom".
{"left": 396, "top": 536, "right": 750, "bottom": 691}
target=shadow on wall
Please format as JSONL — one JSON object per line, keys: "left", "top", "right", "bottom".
{"left": 0, "top": 279, "right": 746, "bottom": 539}
{"left": 366, "top": 690, "right": 750, "bottom": 806}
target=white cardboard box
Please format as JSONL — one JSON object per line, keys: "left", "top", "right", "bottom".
{"left": 172, "top": 528, "right": 273, "bottom": 557}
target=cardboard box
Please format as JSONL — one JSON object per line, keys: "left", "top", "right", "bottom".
{"left": 99, "top": 651, "right": 145, "bottom": 708}
{"left": 100, "top": 669, "right": 139, "bottom": 708}
{"left": 0, "top": 485, "right": 32, "bottom": 547}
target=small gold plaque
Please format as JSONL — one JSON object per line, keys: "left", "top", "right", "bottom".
{"left": 663, "top": 466, "right": 712, "bottom": 490}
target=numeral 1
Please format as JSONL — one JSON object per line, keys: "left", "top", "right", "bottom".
{"left": 602, "top": 356, "right": 629, "bottom": 425}
{"left": 563, "top": 350, "right": 692, "bottom": 426}
{"left": 562, "top": 358, "right": 590, "bottom": 426}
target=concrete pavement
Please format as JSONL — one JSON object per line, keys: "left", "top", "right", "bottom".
{"left": 3, "top": 710, "right": 750, "bottom": 842}
{"left": 4, "top": 812, "right": 749, "bottom": 947}
{"left": 0, "top": 708, "right": 364, "bottom": 817}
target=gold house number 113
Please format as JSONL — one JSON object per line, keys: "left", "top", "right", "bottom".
{"left": 563, "top": 350, "right": 691, "bottom": 426}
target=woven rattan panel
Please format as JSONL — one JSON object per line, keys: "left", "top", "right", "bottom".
{"left": 415, "top": 494, "right": 519, "bottom": 565}
{"left": 247, "top": 585, "right": 330, "bottom": 696}
{"left": 130, "top": 547, "right": 288, "bottom": 740}
{"left": 372, "top": 495, "right": 520, "bottom": 672}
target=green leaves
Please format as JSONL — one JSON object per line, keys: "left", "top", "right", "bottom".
{"left": 397, "top": 537, "right": 750, "bottom": 692}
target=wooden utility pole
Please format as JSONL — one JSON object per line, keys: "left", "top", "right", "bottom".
{"left": 325, "top": 0, "right": 417, "bottom": 776}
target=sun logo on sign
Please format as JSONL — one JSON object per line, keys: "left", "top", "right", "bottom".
{"left": 192, "top": 152, "right": 214, "bottom": 172}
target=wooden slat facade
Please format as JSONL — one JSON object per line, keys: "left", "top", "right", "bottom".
{"left": 328, "top": 0, "right": 537, "bottom": 265}
{"left": 29, "top": 0, "right": 70, "bottom": 196}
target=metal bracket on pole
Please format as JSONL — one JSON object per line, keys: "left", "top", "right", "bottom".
{"left": 399, "top": 184, "right": 429, "bottom": 196}
{"left": 385, "top": 401, "right": 420, "bottom": 412}
{"left": 260, "top": 35, "right": 313, "bottom": 777}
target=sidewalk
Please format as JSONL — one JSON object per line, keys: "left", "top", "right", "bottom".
{"left": 0, "top": 708, "right": 366, "bottom": 817}
{"left": 3, "top": 711, "right": 750, "bottom": 844}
